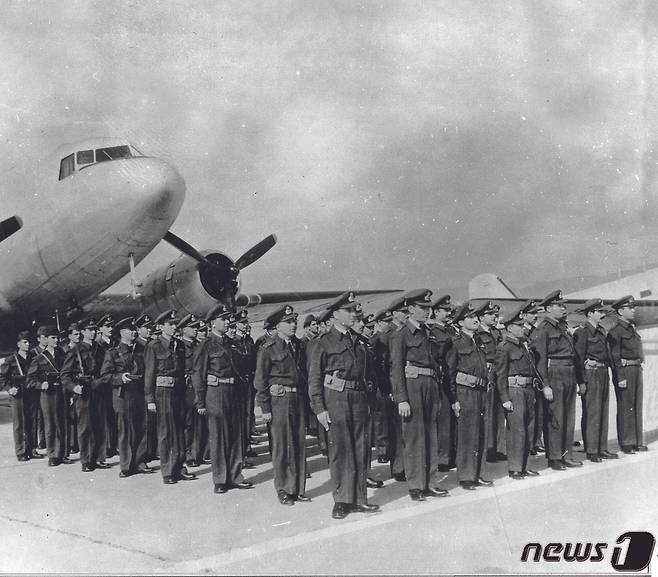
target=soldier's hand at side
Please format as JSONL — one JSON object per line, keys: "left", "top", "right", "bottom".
{"left": 398, "top": 401, "right": 411, "bottom": 419}
{"left": 197, "top": 407, "right": 207, "bottom": 416}
{"left": 577, "top": 383, "right": 587, "bottom": 396}
{"left": 618, "top": 379, "right": 627, "bottom": 389}
{"left": 121, "top": 372, "right": 131, "bottom": 384}
{"left": 73, "top": 385, "right": 83, "bottom": 395}
{"left": 317, "top": 410, "right": 331, "bottom": 431}
{"left": 8, "top": 386, "right": 18, "bottom": 396}
{"left": 147, "top": 402, "right": 156, "bottom": 413}
{"left": 502, "top": 401, "right": 513, "bottom": 412}
{"left": 451, "top": 402, "right": 460, "bottom": 418}
{"left": 543, "top": 386, "right": 553, "bottom": 402}
{"left": 261, "top": 412, "right": 272, "bottom": 424}
{"left": 41, "top": 381, "right": 49, "bottom": 391}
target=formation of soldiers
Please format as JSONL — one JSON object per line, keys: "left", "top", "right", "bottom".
{"left": 0, "top": 289, "right": 648, "bottom": 520}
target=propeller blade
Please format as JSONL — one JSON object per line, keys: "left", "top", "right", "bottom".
{"left": 0, "top": 216, "right": 22, "bottom": 243}
{"left": 235, "top": 234, "right": 277, "bottom": 270}
{"left": 164, "top": 232, "right": 211, "bottom": 266}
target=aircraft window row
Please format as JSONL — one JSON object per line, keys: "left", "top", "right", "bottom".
{"left": 59, "top": 145, "right": 135, "bottom": 180}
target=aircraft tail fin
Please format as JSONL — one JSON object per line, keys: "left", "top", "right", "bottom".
{"left": 469, "top": 273, "right": 518, "bottom": 300}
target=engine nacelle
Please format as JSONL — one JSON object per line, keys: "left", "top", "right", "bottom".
{"left": 139, "top": 251, "right": 240, "bottom": 317}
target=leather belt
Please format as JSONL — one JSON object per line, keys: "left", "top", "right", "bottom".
{"left": 548, "top": 359, "right": 573, "bottom": 367}
{"left": 323, "top": 373, "right": 363, "bottom": 392}
{"left": 456, "top": 371, "right": 485, "bottom": 389}
{"left": 621, "top": 359, "right": 642, "bottom": 367}
{"left": 270, "top": 384, "right": 297, "bottom": 395}
{"left": 405, "top": 363, "right": 436, "bottom": 379}
{"left": 585, "top": 359, "right": 607, "bottom": 369}
{"left": 207, "top": 374, "right": 235, "bottom": 386}
{"left": 156, "top": 376, "right": 175, "bottom": 388}
{"left": 508, "top": 375, "right": 533, "bottom": 387}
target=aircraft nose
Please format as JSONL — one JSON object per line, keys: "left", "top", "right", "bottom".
{"left": 126, "top": 157, "right": 186, "bottom": 218}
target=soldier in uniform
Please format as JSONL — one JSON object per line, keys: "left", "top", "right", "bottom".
{"left": 135, "top": 314, "right": 159, "bottom": 462}
{"left": 495, "top": 305, "right": 540, "bottom": 479}
{"left": 193, "top": 304, "right": 252, "bottom": 493}
{"left": 445, "top": 303, "right": 490, "bottom": 490}
{"left": 520, "top": 301, "right": 544, "bottom": 456}
{"left": 100, "top": 317, "right": 153, "bottom": 477}
{"left": 533, "top": 290, "right": 585, "bottom": 470}
{"left": 60, "top": 323, "right": 81, "bottom": 457}
{"left": 96, "top": 314, "right": 118, "bottom": 459}
{"left": 573, "top": 299, "right": 618, "bottom": 462}
{"left": 607, "top": 295, "right": 647, "bottom": 454}
{"left": 429, "top": 294, "right": 457, "bottom": 472}
{"left": 145, "top": 309, "right": 197, "bottom": 484}
{"left": 389, "top": 289, "right": 449, "bottom": 501}
{"left": 254, "top": 305, "right": 310, "bottom": 505}
{"left": 31, "top": 327, "right": 48, "bottom": 452}
{"left": 476, "top": 301, "right": 506, "bottom": 463}
{"left": 0, "top": 331, "right": 38, "bottom": 461}
{"left": 308, "top": 292, "right": 380, "bottom": 519}
{"left": 27, "top": 326, "right": 71, "bottom": 466}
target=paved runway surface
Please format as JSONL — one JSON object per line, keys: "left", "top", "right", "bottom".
{"left": 0, "top": 397, "right": 656, "bottom": 574}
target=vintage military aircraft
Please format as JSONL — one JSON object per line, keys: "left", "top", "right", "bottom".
{"left": 0, "top": 137, "right": 400, "bottom": 349}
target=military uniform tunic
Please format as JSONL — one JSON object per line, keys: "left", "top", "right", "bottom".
{"left": 478, "top": 326, "right": 505, "bottom": 457}
{"left": 431, "top": 322, "right": 457, "bottom": 468}
{"left": 607, "top": 318, "right": 644, "bottom": 448}
{"left": 144, "top": 335, "right": 187, "bottom": 480}
{"left": 62, "top": 341, "right": 104, "bottom": 467}
{"left": 308, "top": 326, "right": 370, "bottom": 506}
{"left": 446, "top": 330, "right": 489, "bottom": 483}
{"left": 0, "top": 350, "right": 34, "bottom": 459}
{"left": 136, "top": 336, "right": 158, "bottom": 461}
{"left": 533, "top": 317, "right": 582, "bottom": 461}
{"left": 100, "top": 342, "right": 148, "bottom": 473}
{"left": 494, "top": 336, "right": 536, "bottom": 473}
{"left": 573, "top": 322, "right": 612, "bottom": 455}
{"left": 27, "top": 348, "right": 66, "bottom": 460}
{"left": 192, "top": 332, "right": 245, "bottom": 486}
{"left": 254, "top": 334, "right": 307, "bottom": 496}
{"left": 389, "top": 320, "right": 440, "bottom": 492}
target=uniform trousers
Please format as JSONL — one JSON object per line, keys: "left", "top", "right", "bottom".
{"left": 206, "top": 384, "right": 244, "bottom": 485}
{"left": 104, "top": 387, "right": 118, "bottom": 457}
{"left": 91, "top": 386, "right": 108, "bottom": 462}
{"left": 270, "top": 391, "right": 307, "bottom": 495}
{"left": 146, "top": 408, "right": 159, "bottom": 461}
{"left": 184, "top": 379, "right": 207, "bottom": 463}
{"left": 533, "top": 391, "right": 546, "bottom": 450}
{"left": 485, "top": 368, "right": 506, "bottom": 455}
{"left": 389, "top": 408, "right": 405, "bottom": 476}
{"left": 66, "top": 391, "right": 79, "bottom": 455}
{"left": 401, "top": 375, "right": 439, "bottom": 491}
{"left": 40, "top": 386, "right": 66, "bottom": 459}
{"left": 75, "top": 393, "right": 98, "bottom": 466}
{"left": 544, "top": 365, "right": 577, "bottom": 461}
{"left": 437, "top": 380, "right": 456, "bottom": 466}
{"left": 155, "top": 386, "right": 186, "bottom": 479}
{"left": 9, "top": 392, "right": 31, "bottom": 458}
{"left": 324, "top": 387, "right": 369, "bottom": 505}
{"left": 114, "top": 386, "right": 148, "bottom": 472}
{"left": 371, "top": 390, "right": 390, "bottom": 459}
{"left": 24, "top": 389, "right": 41, "bottom": 451}
{"left": 581, "top": 367, "right": 610, "bottom": 455}
{"left": 455, "top": 384, "right": 488, "bottom": 482}
{"left": 505, "top": 385, "right": 535, "bottom": 473}
{"left": 615, "top": 366, "right": 643, "bottom": 448}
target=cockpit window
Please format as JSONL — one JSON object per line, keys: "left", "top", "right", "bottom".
{"left": 95, "top": 145, "right": 132, "bottom": 162}
{"left": 58, "top": 154, "right": 75, "bottom": 180}
{"left": 76, "top": 150, "right": 94, "bottom": 165}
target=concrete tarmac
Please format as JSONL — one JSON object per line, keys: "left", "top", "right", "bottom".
{"left": 0, "top": 398, "right": 656, "bottom": 574}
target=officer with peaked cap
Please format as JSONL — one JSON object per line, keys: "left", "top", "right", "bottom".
{"left": 61, "top": 318, "right": 105, "bottom": 472}
{"left": 533, "top": 290, "right": 585, "bottom": 470}
{"left": 95, "top": 314, "right": 117, "bottom": 460}
{"left": 445, "top": 303, "right": 490, "bottom": 490}
{"left": 573, "top": 299, "right": 617, "bottom": 462}
{"left": 145, "top": 309, "right": 197, "bottom": 484}
{"left": 389, "top": 289, "right": 449, "bottom": 501}
{"left": 100, "top": 317, "right": 152, "bottom": 477}
{"left": 606, "top": 295, "right": 647, "bottom": 453}
{"left": 308, "top": 291, "right": 380, "bottom": 519}
{"left": 27, "top": 326, "right": 70, "bottom": 466}
{"left": 60, "top": 323, "right": 81, "bottom": 456}
{"left": 0, "top": 330, "right": 36, "bottom": 461}
{"left": 134, "top": 314, "right": 158, "bottom": 461}
{"left": 475, "top": 301, "right": 506, "bottom": 463}
{"left": 429, "top": 294, "right": 457, "bottom": 472}
{"left": 254, "top": 305, "right": 310, "bottom": 505}
{"left": 192, "top": 304, "right": 252, "bottom": 493}
{"left": 495, "top": 305, "right": 540, "bottom": 479}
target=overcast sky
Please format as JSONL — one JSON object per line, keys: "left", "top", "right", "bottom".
{"left": 2, "top": 1, "right": 658, "bottom": 295}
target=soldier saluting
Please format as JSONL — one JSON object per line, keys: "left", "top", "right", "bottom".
{"left": 308, "top": 291, "right": 380, "bottom": 519}
{"left": 254, "top": 305, "right": 310, "bottom": 506}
